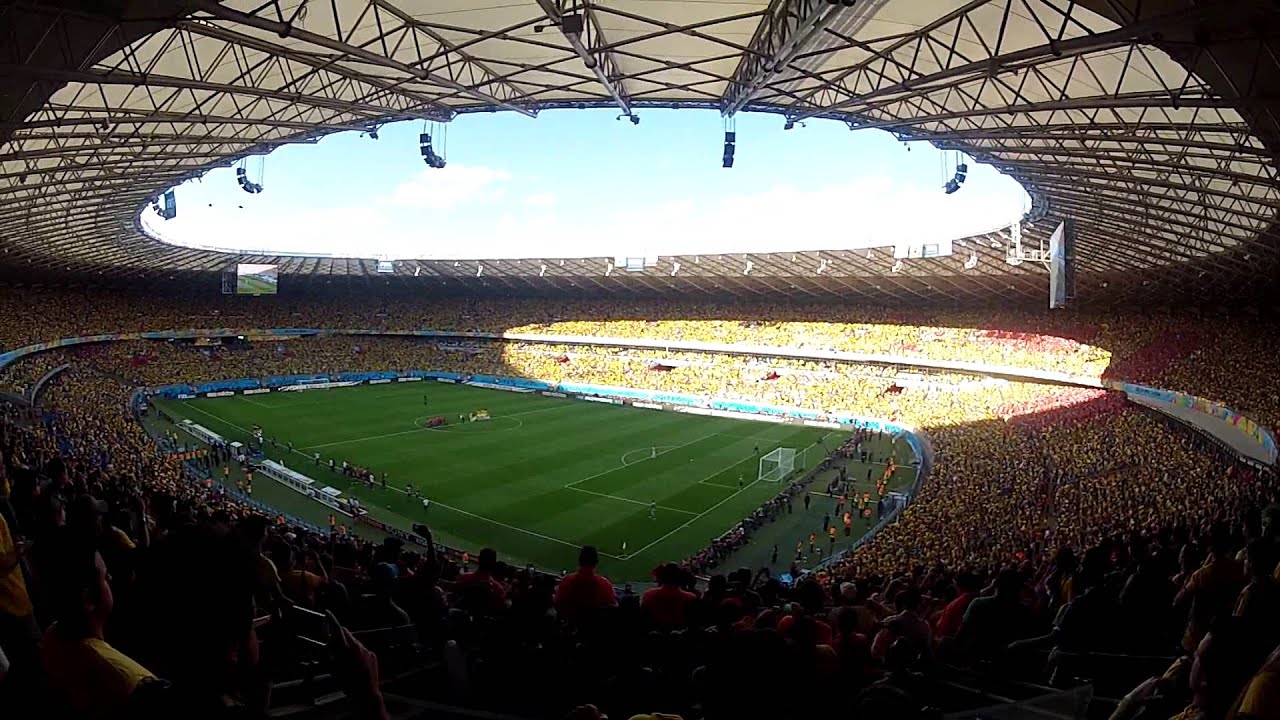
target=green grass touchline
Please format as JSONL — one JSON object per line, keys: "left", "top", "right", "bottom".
{"left": 157, "top": 383, "right": 873, "bottom": 580}
{"left": 179, "top": 396, "right": 608, "bottom": 555}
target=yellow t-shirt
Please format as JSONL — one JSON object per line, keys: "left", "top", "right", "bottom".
{"left": 0, "top": 513, "right": 32, "bottom": 617}
{"left": 41, "top": 629, "right": 157, "bottom": 719}
{"left": 109, "top": 526, "right": 136, "bottom": 551}
{"left": 1227, "top": 649, "right": 1280, "bottom": 720}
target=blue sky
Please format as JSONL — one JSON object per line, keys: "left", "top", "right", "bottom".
{"left": 147, "top": 109, "right": 1028, "bottom": 260}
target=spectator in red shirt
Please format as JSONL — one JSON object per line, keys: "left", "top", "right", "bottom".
{"left": 452, "top": 548, "right": 506, "bottom": 614}
{"left": 554, "top": 546, "right": 617, "bottom": 623}
{"left": 935, "top": 572, "right": 980, "bottom": 641}
{"left": 641, "top": 563, "right": 697, "bottom": 630}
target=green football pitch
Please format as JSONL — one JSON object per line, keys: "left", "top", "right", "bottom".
{"left": 236, "top": 274, "right": 277, "bottom": 294}
{"left": 155, "top": 383, "right": 848, "bottom": 581}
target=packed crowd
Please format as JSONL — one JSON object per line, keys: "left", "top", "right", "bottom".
{"left": 0, "top": 348, "right": 75, "bottom": 398}
{"left": 0, "top": 287, "right": 1154, "bottom": 376}
{"left": 2, "top": 286, "right": 1276, "bottom": 436}
{"left": 0, "top": 291, "right": 1278, "bottom": 719}
{"left": 59, "top": 335, "right": 1124, "bottom": 433}
{"left": 0, "top": 366, "right": 562, "bottom": 718}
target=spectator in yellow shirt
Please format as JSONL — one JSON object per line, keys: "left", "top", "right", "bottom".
{"left": 0, "top": 510, "right": 37, "bottom": 683}
{"left": 39, "top": 528, "right": 158, "bottom": 719}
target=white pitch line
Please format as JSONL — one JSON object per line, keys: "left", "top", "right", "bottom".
{"left": 178, "top": 400, "right": 839, "bottom": 564}
{"left": 563, "top": 432, "right": 720, "bottom": 490}
{"left": 622, "top": 433, "right": 842, "bottom": 559}
{"left": 178, "top": 400, "right": 604, "bottom": 557}
{"left": 565, "top": 486, "right": 697, "bottom": 515}
{"left": 303, "top": 426, "right": 425, "bottom": 450}
{"left": 622, "top": 462, "right": 763, "bottom": 560}
{"left": 182, "top": 401, "right": 250, "bottom": 432}
{"left": 405, "top": 494, "right": 615, "bottom": 557}
{"left": 301, "top": 402, "right": 578, "bottom": 450}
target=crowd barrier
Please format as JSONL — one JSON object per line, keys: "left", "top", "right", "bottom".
{"left": 945, "top": 685, "right": 1092, "bottom": 720}
{"left": 29, "top": 363, "right": 70, "bottom": 403}
{"left": 0, "top": 326, "right": 1270, "bottom": 466}
{"left": 1107, "top": 381, "right": 1277, "bottom": 466}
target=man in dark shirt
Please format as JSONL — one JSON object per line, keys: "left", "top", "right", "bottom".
{"left": 958, "top": 568, "right": 1032, "bottom": 663}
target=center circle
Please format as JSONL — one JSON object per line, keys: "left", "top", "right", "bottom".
{"left": 413, "top": 414, "right": 523, "bottom": 434}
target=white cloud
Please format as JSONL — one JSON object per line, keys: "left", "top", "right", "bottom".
{"left": 579, "top": 176, "right": 1027, "bottom": 258}
{"left": 153, "top": 164, "right": 1028, "bottom": 261}
{"left": 384, "top": 165, "right": 512, "bottom": 210}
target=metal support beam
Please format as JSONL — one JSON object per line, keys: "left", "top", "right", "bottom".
{"left": 720, "top": 0, "right": 847, "bottom": 117}
{"left": 188, "top": 0, "right": 537, "bottom": 117}
{"left": 787, "top": 1, "right": 1252, "bottom": 123}
{"left": 1, "top": 133, "right": 312, "bottom": 162}
{"left": 176, "top": 20, "right": 456, "bottom": 121}
{"left": 0, "top": 64, "right": 443, "bottom": 122}
{"left": 368, "top": 0, "right": 536, "bottom": 113}
{"left": 536, "top": 0, "right": 632, "bottom": 117}
{"left": 0, "top": 152, "right": 221, "bottom": 181}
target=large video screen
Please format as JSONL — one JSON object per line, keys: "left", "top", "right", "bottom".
{"left": 236, "top": 263, "right": 278, "bottom": 295}
{"left": 1048, "top": 221, "right": 1072, "bottom": 309}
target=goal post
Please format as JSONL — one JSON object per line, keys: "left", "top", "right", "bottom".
{"left": 758, "top": 447, "right": 796, "bottom": 483}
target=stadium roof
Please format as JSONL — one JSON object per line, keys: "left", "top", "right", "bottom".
{"left": 2, "top": 0, "right": 1280, "bottom": 305}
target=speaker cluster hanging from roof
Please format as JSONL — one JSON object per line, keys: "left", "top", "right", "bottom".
{"left": 421, "top": 121, "right": 447, "bottom": 169}
{"left": 236, "top": 158, "right": 264, "bottom": 194}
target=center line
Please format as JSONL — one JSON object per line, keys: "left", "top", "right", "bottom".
{"left": 301, "top": 402, "right": 578, "bottom": 450}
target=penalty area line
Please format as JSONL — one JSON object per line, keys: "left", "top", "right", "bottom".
{"left": 624, "top": 473, "right": 764, "bottom": 560}
{"left": 622, "top": 452, "right": 769, "bottom": 559}
{"left": 563, "top": 432, "right": 720, "bottom": 490}
{"left": 565, "top": 486, "right": 697, "bottom": 516}
{"left": 403, "top": 493, "right": 612, "bottom": 558}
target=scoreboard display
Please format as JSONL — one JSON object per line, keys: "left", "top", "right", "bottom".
{"left": 235, "top": 263, "right": 278, "bottom": 295}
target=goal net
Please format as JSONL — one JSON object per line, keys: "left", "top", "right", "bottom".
{"left": 758, "top": 447, "right": 796, "bottom": 483}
